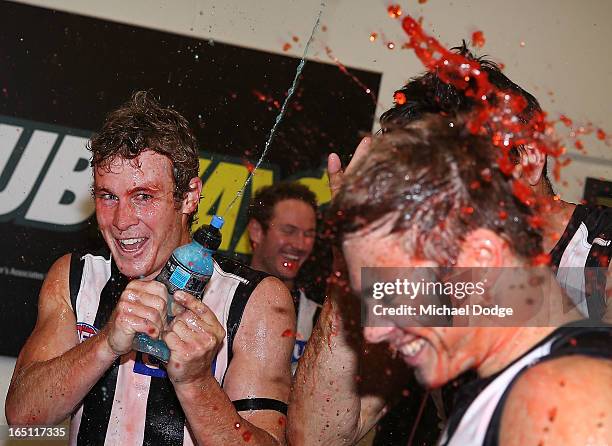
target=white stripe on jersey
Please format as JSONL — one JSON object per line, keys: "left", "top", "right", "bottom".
{"left": 440, "top": 339, "right": 556, "bottom": 446}
{"left": 556, "top": 222, "right": 590, "bottom": 317}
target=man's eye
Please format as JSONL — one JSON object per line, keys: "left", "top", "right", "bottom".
{"left": 135, "top": 193, "right": 153, "bottom": 201}
{"left": 280, "top": 226, "right": 296, "bottom": 235}
{"left": 97, "top": 193, "right": 117, "bottom": 201}
{"left": 305, "top": 231, "right": 316, "bottom": 239}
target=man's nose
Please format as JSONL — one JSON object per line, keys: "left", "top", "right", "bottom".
{"left": 113, "top": 200, "right": 138, "bottom": 231}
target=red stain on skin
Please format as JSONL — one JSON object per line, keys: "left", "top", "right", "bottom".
{"left": 394, "top": 91, "right": 407, "bottom": 105}
{"left": 147, "top": 327, "right": 156, "bottom": 336}
{"left": 512, "top": 180, "right": 535, "bottom": 206}
{"left": 281, "top": 329, "right": 295, "bottom": 337}
{"left": 278, "top": 416, "right": 286, "bottom": 426}
{"left": 532, "top": 253, "right": 551, "bottom": 266}
{"left": 242, "top": 431, "right": 252, "bottom": 442}
{"left": 548, "top": 407, "right": 557, "bottom": 422}
{"left": 387, "top": 5, "right": 402, "bottom": 18}
{"left": 471, "top": 30, "right": 486, "bottom": 48}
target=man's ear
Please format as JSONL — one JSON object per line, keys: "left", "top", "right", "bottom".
{"left": 518, "top": 146, "right": 546, "bottom": 186}
{"left": 247, "top": 219, "right": 264, "bottom": 249}
{"left": 181, "top": 177, "right": 202, "bottom": 215}
{"left": 456, "top": 228, "right": 507, "bottom": 267}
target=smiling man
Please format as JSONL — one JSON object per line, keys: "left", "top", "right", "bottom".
{"left": 247, "top": 182, "right": 322, "bottom": 370}
{"left": 289, "top": 114, "right": 611, "bottom": 445}
{"left": 6, "top": 92, "right": 295, "bottom": 445}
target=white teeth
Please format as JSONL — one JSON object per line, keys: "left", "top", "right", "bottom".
{"left": 284, "top": 254, "right": 299, "bottom": 260}
{"left": 120, "top": 238, "right": 145, "bottom": 246}
{"left": 399, "top": 338, "right": 426, "bottom": 357}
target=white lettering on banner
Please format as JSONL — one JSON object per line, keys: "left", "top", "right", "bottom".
{"left": 0, "top": 128, "right": 57, "bottom": 215}
{"left": 0, "top": 115, "right": 333, "bottom": 254}
{"left": 26, "top": 135, "right": 93, "bottom": 225}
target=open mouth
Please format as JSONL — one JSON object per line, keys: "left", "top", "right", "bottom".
{"left": 280, "top": 253, "right": 301, "bottom": 269}
{"left": 116, "top": 237, "right": 148, "bottom": 253}
{"left": 399, "top": 337, "right": 427, "bottom": 357}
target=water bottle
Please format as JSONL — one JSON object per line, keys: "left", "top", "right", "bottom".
{"left": 132, "top": 215, "right": 224, "bottom": 362}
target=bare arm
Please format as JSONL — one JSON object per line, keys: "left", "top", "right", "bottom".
{"left": 167, "top": 277, "right": 295, "bottom": 445}
{"left": 499, "top": 356, "right": 612, "bottom": 446}
{"left": 5, "top": 254, "right": 118, "bottom": 425}
{"left": 287, "top": 276, "right": 402, "bottom": 446}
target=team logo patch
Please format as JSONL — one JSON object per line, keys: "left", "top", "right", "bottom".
{"left": 76, "top": 322, "right": 98, "bottom": 342}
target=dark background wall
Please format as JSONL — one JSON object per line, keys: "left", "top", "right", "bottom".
{"left": 0, "top": 1, "right": 381, "bottom": 356}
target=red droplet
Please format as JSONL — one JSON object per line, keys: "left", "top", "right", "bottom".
{"left": 574, "top": 140, "right": 584, "bottom": 150}
{"left": 252, "top": 89, "right": 267, "bottom": 102}
{"left": 498, "top": 210, "right": 508, "bottom": 220}
{"left": 559, "top": 114, "right": 573, "bottom": 127}
{"left": 471, "top": 30, "right": 485, "bottom": 48}
{"left": 243, "top": 160, "right": 255, "bottom": 173}
{"left": 369, "top": 32, "right": 378, "bottom": 42}
{"left": 147, "top": 327, "right": 156, "bottom": 336}
{"left": 292, "top": 36, "right": 299, "bottom": 42}
{"left": 469, "top": 180, "right": 481, "bottom": 190}
{"left": 528, "top": 215, "right": 545, "bottom": 229}
{"left": 321, "top": 25, "right": 328, "bottom": 32}
{"left": 393, "top": 91, "right": 407, "bottom": 105}
{"left": 569, "top": 338, "right": 577, "bottom": 346}
{"left": 418, "top": 0, "right": 427, "bottom": 3}
{"left": 532, "top": 253, "right": 551, "bottom": 266}
{"left": 548, "top": 407, "right": 557, "bottom": 422}
{"left": 188, "top": 261, "right": 194, "bottom": 267}
{"left": 462, "top": 206, "right": 474, "bottom": 215}
{"left": 387, "top": 4, "right": 402, "bottom": 18}
{"left": 282, "top": 42, "right": 291, "bottom": 52}
{"left": 242, "top": 431, "right": 252, "bottom": 442}
{"left": 596, "top": 129, "right": 606, "bottom": 140}
{"left": 281, "top": 329, "right": 295, "bottom": 337}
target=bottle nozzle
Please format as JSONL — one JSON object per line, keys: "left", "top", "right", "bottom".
{"left": 211, "top": 215, "right": 224, "bottom": 229}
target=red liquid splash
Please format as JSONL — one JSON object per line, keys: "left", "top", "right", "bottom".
{"left": 369, "top": 32, "right": 378, "bottom": 42}
{"left": 282, "top": 43, "right": 292, "bottom": 52}
{"left": 281, "top": 329, "right": 295, "bottom": 337}
{"left": 471, "top": 30, "right": 485, "bottom": 48}
{"left": 242, "top": 431, "right": 252, "bottom": 442}
{"left": 394, "top": 91, "right": 407, "bottom": 105}
{"left": 324, "top": 46, "right": 378, "bottom": 106}
{"left": 387, "top": 5, "right": 402, "bottom": 18}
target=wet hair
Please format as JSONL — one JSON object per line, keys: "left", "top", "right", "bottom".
{"left": 89, "top": 91, "right": 200, "bottom": 223}
{"left": 247, "top": 181, "right": 317, "bottom": 231}
{"left": 380, "top": 41, "right": 554, "bottom": 194}
{"left": 331, "top": 113, "right": 543, "bottom": 265}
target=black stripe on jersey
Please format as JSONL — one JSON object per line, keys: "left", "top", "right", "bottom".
{"left": 142, "top": 368, "right": 185, "bottom": 446}
{"left": 214, "top": 255, "right": 270, "bottom": 387}
{"left": 69, "top": 252, "right": 85, "bottom": 313}
{"left": 77, "top": 259, "right": 128, "bottom": 445}
{"left": 549, "top": 205, "right": 587, "bottom": 269}
{"left": 233, "top": 398, "right": 288, "bottom": 415}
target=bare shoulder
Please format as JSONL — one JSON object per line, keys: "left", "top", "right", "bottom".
{"left": 14, "top": 253, "right": 77, "bottom": 368}
{"left": 499, "top": 355, "right": 612, "bottom": 446}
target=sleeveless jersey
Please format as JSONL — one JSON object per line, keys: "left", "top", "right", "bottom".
{"left": 68, "top": 249, "right": 269, "bottom": 446}
{"left": 290, "top": 288, "right": 322, "bottom": 373}
{"left": 550, "top": 205, "right": 612, "bottom": 320}
{"left": 439, "top": 323, "right": 612, "bottom": 446}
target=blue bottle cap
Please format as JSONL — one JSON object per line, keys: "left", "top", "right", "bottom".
{"left": 211, "top": 215, "right": 224, "bottom": 229}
